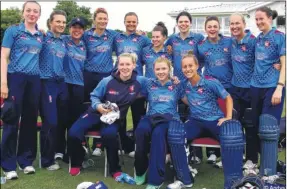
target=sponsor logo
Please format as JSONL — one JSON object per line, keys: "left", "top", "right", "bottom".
{"left": 197, "top": 87, "right": 203, "bottom": 94}
{"left": 189, "top": 40, "right": 194, "bottom": 45}
{"left": 129, "top": 85, "right": 134, "bottom": 93}
{"left": 168, "top": 85, "right": 173, "bottom": 91}
{"left": 265, "top": 41, "right": 270, "bottom": 47}
{"left": 37, "top": 37, "right": 42, "bottom": 43}
{"left": 151, "top": 85, "right": 158, "bottom": 90}
{"left": 108, "top": 89, "right": 119, "bottom": 95}
{"left": 223, "top": 47, "right": 228, "bottom": 52}
{"left": 241, "top": 45, "right": 246, "bottom": 51}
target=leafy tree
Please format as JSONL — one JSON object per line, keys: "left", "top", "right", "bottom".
{"left": 147, "top": 31, "right": 152, "bottom": 39}
{"left": 115, "top": 29, "right": 124, "bottom": 33}
{"left": 53, "top": 1, "right": 92, "bottom": 34}
{"left": 1, "top": 7, "right": 22, "bottom": 43}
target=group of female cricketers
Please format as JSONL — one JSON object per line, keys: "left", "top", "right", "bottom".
{"left": 0, "top": 1, "right": 285, "bottom": 189}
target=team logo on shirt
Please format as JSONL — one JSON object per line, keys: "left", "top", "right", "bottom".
{"left": 197, "top": 87, "right": 204, "bottom": 94}
{"left": 129, "top": 85, "right": 135, "bottom": 93}
{"left": 80, "top": 47, "right": 85, "bottom": 51}
{"left": 161, "top": 54, "right": 166, "bottom": 58}
{"left": 168, "top": 85, "right": 173, "bottom": 91}
{"left": 241, "top": 45, "right": 246, "bottom": 51}
{"left": 204, "top": 52, "right": 210, "bottom": 56}
{"left": 47, "top": 39, "right": 53, "bottom": 43}
{"left": 20, "top": 34, "right": 28, "bottom": 40}
{"left": 116, "top": 39, "right": 124, "bottom": 43}
{"left": 67, "top": 42, "right": 73, "bottom": 47}
{"left": 103, "top": 36, "right": 108, "bottom": 41}
{"left": 189, "top": 40, "right": 194, "bottom": 45}
{"left": 145, "top": 54, "right": 152, "bottom": 58}
{"left": 37, "top": 37, "right": 42, "bottom": 43}
{"left": 89, "top": 37, "right": 97, "bottom": 42}
{"left": 223, "top": 48, "right": 228, "bottom": 52}
{"left": 265, "top": 41, "right": 270, "bottom": 47}
{"left": 151, "top": 85, "right": 158, "bottom": 90}
{"left": 172, "top": 40, "right": 179, "bottom": 45}
{"left": 185, "top": 89, "right": 191, "bottom": 94}
{"left": 108, "top": 89, "right": 119, "bottom": 95}
{"left": 132, "top": 38, "right": 138, "bottom": 42}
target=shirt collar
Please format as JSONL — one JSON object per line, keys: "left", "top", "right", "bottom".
{"left": 188, "top": 77, "right": 205, "bottom": 88}
{"left": 205, "top": 33, "right": 224, "bottom": 45}
{"left": 151, "top": 46, "right": 168, "bottom": 54}
{"left": 153, "top": 79, "right": 173, "bottom": 87}
{"left": 88, "top": 27, "right": 108, "bottom": 37}
{"left": 176, "top": 31, "right": 195, "bottom": 39}
{"left": 232, "top": 30, "right": 252, "bottom": 45}
{"left": 19, "top": 22, "right": 40, "bottom": 36}
{"left": 68, "top": 35, "right": 84, "bottom": 46}
{"left": 46, "top": 31, "right": 63, "bottom": 39}
{"left": 258, "top": 27, "right": 275, "bottom": 39}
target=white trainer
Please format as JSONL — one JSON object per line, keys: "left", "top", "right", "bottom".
{"left": 214, "top": 161, "right": 222, "bottom": 169}
{"left": 54, "top": 153, "right": 64, "bottom": 160}
{"left": 188, "top": 165, "right": 198, "bottom": 177}
{"left": 167, "top": 180, "right": 193, "bottom": 189}
{"left": 165, "top": 154, "right": 171, "bottom": 164}
{"left": 46, "top": 162, "right": 60, "bottom": 171}
{"left": 4, "top": 171, "right": 18, "bottom": 180}
{"left": 243, "top": 160, "right": 257, "bottom": 170}
{"left": 190, "top": 156, "right": 201, "bottom": 164}
{"left": 207, "top": 154, "right": 217, "bottom": 164}
{"left": 118, "top": 150, "right": 125, "bottom": 155}
{"left": 92, "top": 148, "right": 102, "bottom": 156}
{"left": 128, "top": 151, "right": 135, "bottom": 158}
{"left": 23, "top": 166, "right": 35, "bottom": 174}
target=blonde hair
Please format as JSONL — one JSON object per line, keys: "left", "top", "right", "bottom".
{"left": 154, "top": 57, "right": 172, "bottom": 71}
{"left": 230, "top": 13, "right": 246, "bottom": 24}
{"left": 118, "top": 53, "right": 138, "bottom": 64}
{"left": 182, "top": 50, "right": 199, "bottom": 65}
{"left": 93, "top": 8, "right": 108, "bottom": 20}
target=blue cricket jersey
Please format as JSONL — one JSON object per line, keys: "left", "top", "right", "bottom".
{"left": 39, "top": 31, "right": 67, "bottom": 79}
{"left": 251, "top": 28, "right": 286, "bottom": 88}
{"left": 142, "top": 79, "right": 183, "bottom": 120}
{"left": 2, "top": 22, "right": 43, "bottom": 75}
{"left": 62, "top": 35, "right": 86, "bottom": 86}
{"left": 90, "top": 70, "right": 146, "bottom": 117}
{"left": 231, "top": 30, "right": 256, "bottom": 88}
{"left": 142, "top": 46, "right": 172, "bottom": 79}
{"left": 165, "top": 32, "right": 204, "bottom": 81}
{"left": 83, "top": 28, "right": 118, "bottom": 73}
{"left": 198, "top": 34, "right": 233, "bottom": 88}
{"left": 183, "top": 77, "right": 229, "bottom": 121}
{"left": 114, "top": 32, "right": 151, "bottom": 76}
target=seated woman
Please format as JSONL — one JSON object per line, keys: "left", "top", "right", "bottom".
{"left": 67, "top": 53, "right": 145, "bottom": 184}
{"left": 134, "top": 57, "right": 194, "bottom": 189}
{"left": 168, "top": 51, "right": 244, "bottom": 189}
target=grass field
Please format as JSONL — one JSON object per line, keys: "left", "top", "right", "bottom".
{"left": 1, "top": 109, "right": 286, "bottom": 189}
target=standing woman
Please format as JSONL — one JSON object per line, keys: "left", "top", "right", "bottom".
{"left": 82, "top": 8, "right": 118, "bottom": 156}
{"left": 113, "top": 12, "right": 151, "bottom": 157}
{"left": 197, "top": 16, "right": 233, "bottom": 165}
{"left": 39, "top": 10, "right": 68, "bottom": 170}
{"left": 54, "top": 17, "right": 87, "bottom": 160}
{"left": 134, "top": 57, "right": 194, "bottom": 189}
{"left": 1, "top": 1, "right": 43, "bottom": 179}
{"left": 229, "top": 13, "right": 257, "bottom": 170}
{"left": 143, "top": 22, "right": 172, "bottom": 79}
{"left": 250, "top": 7, "right": 285, "bottom": 176}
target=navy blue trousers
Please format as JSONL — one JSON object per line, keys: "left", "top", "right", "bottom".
{"left": 134, "top": 117, "right": 169, "bottom": 186}
{"left": 39, "top": 79, "right": 69, "bottom": 167}
{"left": 55, "top": 83, "right": 84, "bottom": 155}
{"left": 250, "top": 86, "right": 285, "bottom": 163}
{"left": 68, "top": 110, "right": 122, "bottom": 175}
{"left": 1, "top": 73, "right": 40, "bottom": 171}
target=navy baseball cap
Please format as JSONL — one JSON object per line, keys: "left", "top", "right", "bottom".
{"left": 69, "top": 17, "right": 86, "bottom": 28}
{"left": 1, "top": 99, "right": 17, "bottom": 125}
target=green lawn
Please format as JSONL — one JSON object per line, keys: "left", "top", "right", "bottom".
{"left": 2, "top": 109, "right": 286, "bottom": 189}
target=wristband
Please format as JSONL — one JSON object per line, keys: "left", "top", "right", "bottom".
{"left": 277, "top": 82, "right": 285, "bottom": 87}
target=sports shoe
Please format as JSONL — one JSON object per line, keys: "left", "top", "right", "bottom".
{"left": 4, "top": 171, "right": 18, "bottom": 180}
{"left": 190, "top": 156, "right": 201, "bottom": 164}
{"left": 118, "top": 150, "right": 125, "bottom": 155}
{"left": 135, "top": 171, "right": 147, "bottom": 185}
{"left": 188, "top": 165, "right": 198, "bottom": 177}
{"left": 165, "top": 154, "right": 171, "bottom": 164}
{"left": 23, "top": 166, "right": 35, "bottom": 174}
{"left": 167, "top": 180, "right": 193, "bottom": 189}
{"left": 207, "top": 154, "right": 217, "bottom": 164}
{"left": 69, "top": 167, "right": 81, "bottom": 176}
{"left": 243, "top": 160, "right": 258, "bottom": 170}
{"left": 46, "top": 162, "right": 60, "bottom": 171}
{"left": 214, "top": 161, "right": 222, "bottom": 169}
{"left": 129, "top": 151, "right": 135, "bottom": 158}
{"left": 54, "top": 153, "right": 64, "bottom": 160}
{"left": 145, "top": 183, "right": 163, "bottom": 189}
{"left": 92, "top": 148, "right": 102, "bottom": 156}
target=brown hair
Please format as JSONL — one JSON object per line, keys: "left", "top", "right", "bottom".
{"left": 182, "top": 50, "right": 199, "bottom": 65}
{"left": 93, "top": 8, "right": 108, "bottom": 20}
{"left": 205, "top": 16, "right": 220, "bottom": 28}
{"left": 49, "top": 10, "right": 67, "bottom": 22}
{"left": 256, "top": 6, "right": 278, "bottom": 20}
{"left": 22, "top": 1, "right": 41, "bottom": 14}
{"left": 124, "top": 12, "right": 138, "bottom": 22}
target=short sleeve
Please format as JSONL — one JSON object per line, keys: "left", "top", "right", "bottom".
{"left": 208, "top": 79, "right": 229, "bottom": 99}
{"left": 2, "top": 26, "right": 16, "bottom": 48}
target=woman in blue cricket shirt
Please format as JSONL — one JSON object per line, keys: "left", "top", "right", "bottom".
{"left": 1, "top": 1, "right": 42, "bottom": 179}
{"left": 134, "top": 57, "right": 195, "bottom": 189}
{"left": 39, "top": 10, "right": 68, "bottom": 171}
{"left": 196, "top": 16, "right": 233, "bottom": 166}
{"left": 179, "top": 51, "right": 244, "bottom": 189}
{"left": 250, "top": 7, "right": 285, "bottom": 176}
{"left": 54, "top": 17, "right": 87, "bottom": 161}
{"left": 67, "top": 53, "right": 145, "bottom": 181}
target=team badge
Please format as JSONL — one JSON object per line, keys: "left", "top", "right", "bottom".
{"left": 161, "top": 54, "right": 166, "bottom": 58}
{"left": 37, "top": 37, "right": 42, "bottom": 43}
{"left": 265, "top": 41, "right": 270, "bottom": 47}
{"left": 103, "top": 36, "right": 107, "bottom": 41}
{"left": 80, "top": 47, "right": 85, "bottom": 51}
{"left": 168, "top": 85, "right": 173, "bottom": 91}
{"left": 197, "top": 87, "right": 203, "bottom": 94}
{"left": 223, "top": 48, "right": 228, "bottom": 52}
{"left": 129, "top": 85, "right": 134, "bottom": 93}
{"left": 132, "top": 38, "right": 137, "bottom": 42}
{"left": 151, "top": 85, "right": 158, "bottom": 90}
{"left": 241, "top": 45, "right": 246, "bottom": 51}
{"left": 189, "top": 40, "right": 194, "bottom": 45}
